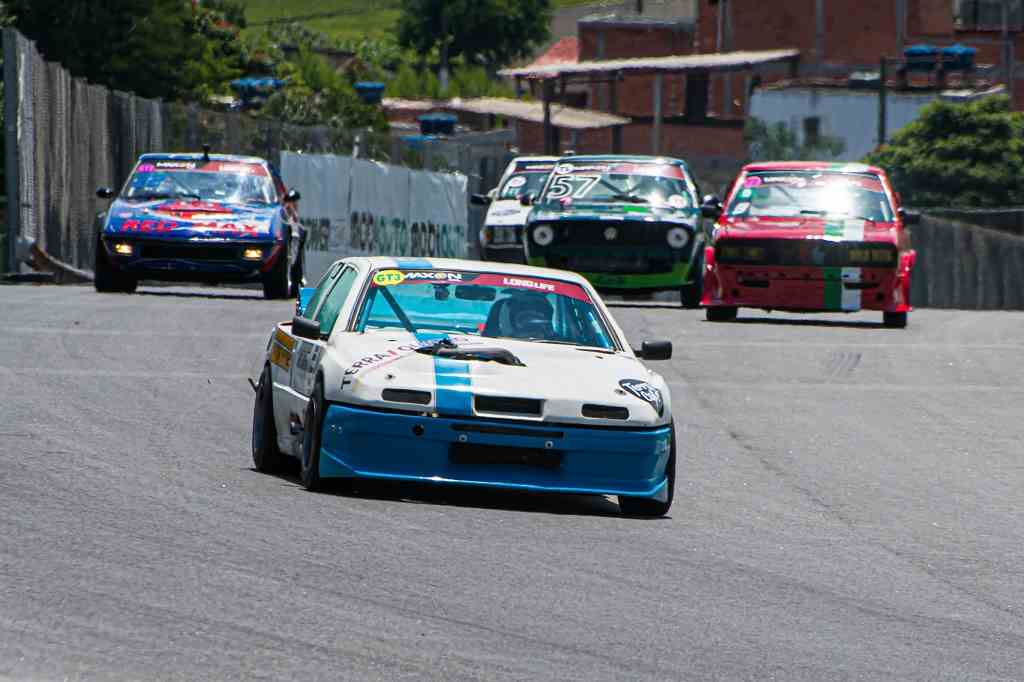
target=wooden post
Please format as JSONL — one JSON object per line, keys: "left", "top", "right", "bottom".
{"left": 877, "top": 57, "right": 887, "bottom": 148}
{"left": 542, "top": 79, "right": 554, "bottom": 155}
{"left": 652, "top": 73, "right": 663, "bottom": 154}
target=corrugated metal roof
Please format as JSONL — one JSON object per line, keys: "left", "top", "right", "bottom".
{"left": 500, "top": 48, "right": 800, "bottom": 79}
{"left": 383, "top": 97, "right": 630, "bottom": 130}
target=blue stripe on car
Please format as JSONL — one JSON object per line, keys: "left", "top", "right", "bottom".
{"left": 433, "top": 357, "right": 473, "bottom": 416}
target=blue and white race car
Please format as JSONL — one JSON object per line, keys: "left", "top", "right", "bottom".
{"left": 94, "top": 151, "right": 304, "bottom": 299}
{"left": 252, "top": 257, "right": 677, "bottom": 516}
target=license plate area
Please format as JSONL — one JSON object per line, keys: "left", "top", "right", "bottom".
{"left": 449, "top": 442, "right": 563, "bottom": 470}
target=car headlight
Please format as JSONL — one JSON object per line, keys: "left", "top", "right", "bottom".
{"left": 532, "top": 224, "right": 555, "bottom": 246}
{"left": 666, "top": 227, "right": 690, "bottom": 249}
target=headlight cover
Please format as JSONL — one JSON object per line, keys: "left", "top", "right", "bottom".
{"left": 532, "top": 224, "right": 555, "bottom": 246}
{"left": 666, "top": 227, "right": 690, "bottom": 249}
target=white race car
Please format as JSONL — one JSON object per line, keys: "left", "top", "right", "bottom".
{"left": 472, "top": 156, "right": 557, "bottom": 263}
{"left": 252, "top": 257, "right": 677, "bottom": 516}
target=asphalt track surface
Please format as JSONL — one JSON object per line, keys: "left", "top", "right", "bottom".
{"left": 2, "top": 283, "right": 1024, "bottom": 680}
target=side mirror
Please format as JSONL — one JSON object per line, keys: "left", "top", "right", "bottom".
{"left": 96, "top": 187, "right": 115, "bottom": 199}
{"left": 285, "top": 188, "right": 301, "bottom": 203}
{"left": 296, "top": 287, "right": 316, "bottom": 317}
{"left": 700, "top": 194, "right": 722, "bottom": 219}
{"left": 291, "top": 315, "right": 321, "bottom": 340}
{"left": 635, "top": 340, "right": 673, "bottom": 361}
{"left": 470, "top": 193, "right": 492, "bottom": 206}
{"left": 898, "top": 207, "right": 920, "bottom": 225}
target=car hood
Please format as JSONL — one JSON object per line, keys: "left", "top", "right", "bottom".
{"left": 104, "top": 198, "right": 280, "bottom": 240}
{"left": 531, "top": 202, "right": 698, "bottom": 227}
{"left": 715, "top": 216, "right": 899, "bottom": 243}
{"left": 323, "top": 331, "right": 671, "bottom": 427}
{"left": 484, "top": 199, "right": 532, "bottom": 227}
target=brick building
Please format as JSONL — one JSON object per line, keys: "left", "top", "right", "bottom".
{"left": 699, "top": 0, "right": 1024, "bottom": 115}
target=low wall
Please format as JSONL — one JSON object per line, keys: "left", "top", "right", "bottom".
{"left": 281, "top": 152, "right": 469, "bottom": 283}
{"left": 923, "top": 208, "right": 1024, "bottom": 238}
{"left": 912, "top": 216, "right": 1024, "bottom": 310}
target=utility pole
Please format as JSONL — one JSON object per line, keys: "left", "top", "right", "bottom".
{"left": 1003, "top": 0, "right": 1015, "bottom": 104}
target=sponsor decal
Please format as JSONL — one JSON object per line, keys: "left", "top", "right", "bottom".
{"left": 554, "top": 163, "right": 575, "bottom": 175}
{"left": 373, "top": 269, "right": 406, "bottom": 286}
{"left": 501, "top": 276, "right": 555, "bottom": 293}
{"left": 154, "top": 161, "right": 197, "bottom": 169}
{"left": 732, "top": 201, "right": 750, "bottom": 214}
{"left": 619, "top": 379, "right": 664, "bottom": 417}
{"left": 270, "top": 344, "right": 292, "bottom": 370}
{"left": 738, "top": 188, "right": 752, "bottom": 198}
{"left": 743, "top": 176, "right": 762, "bottom": 188}
{"left": 274, "top": 328, "right": 296, "bottom": 351}
{"left": 505, "top": 176, "right": 527, "bottom": 189}
{"left": 136, "top": 163, "right": 156, "bottom": 173}
{"left": 667, "top": 194, "right": 688, "bottom": 209}
{"left": 404, "top": 271, "right": 464, "bottom": 282}
{"left": 345, "top": 338, "right": 458, "bottom": 375}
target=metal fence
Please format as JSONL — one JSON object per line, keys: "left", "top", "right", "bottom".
{"left": 2, "top": 28, "right": 510, "bottom": 274}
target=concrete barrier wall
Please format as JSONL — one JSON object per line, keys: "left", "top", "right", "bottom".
{"left": 923, "top": 208, "right": 1024, "bottom": 238}
{"left": 912, "top": 215, "right": 1024, "bottom": 310}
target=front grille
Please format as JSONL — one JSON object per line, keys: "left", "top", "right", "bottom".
{"left": 138, "top": 242, "right": 242, "bottom": 261}
{"left": 382, "top": 389, "right": 431, "bottom": 405}
{"left": 449, "top": 442, "right": 562, "bottom": 470}
{"left": 474, "top": 395, "right": 542, "bottom": 416}
{"left": 545, "top": 251, "right": 676, "bottom": 274}
{"left": 716, "top": 239, "right": 897, "bottom": 267}
{"left": 582, "top": 404, "right": 630, "bottom": 420}
{"left": 540, "top": 220, "right": 683, "bottom": 247}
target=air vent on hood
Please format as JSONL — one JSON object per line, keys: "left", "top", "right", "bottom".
{"left": 582, "top": 404, "right": 630, "bottom": 420}
{"left": 474, "top": 395, "right": 542, "bottom": 416}
{"left": 382, "top": 389, "right": 431, "bottom": 405}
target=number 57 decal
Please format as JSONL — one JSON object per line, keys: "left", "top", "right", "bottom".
{"left": 546, "top": 175, "right": 600, "bottom": 200}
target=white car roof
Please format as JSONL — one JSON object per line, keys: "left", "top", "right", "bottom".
{"left": 347, "top": 256, "right": 592, "bottom": 286}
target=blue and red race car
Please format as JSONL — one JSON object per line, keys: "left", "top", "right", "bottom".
{"left": 94, "top": 151, "right": 305, "bottom": 299}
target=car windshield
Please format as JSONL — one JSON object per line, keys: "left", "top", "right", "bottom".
{"left": 539, "top": 161, "right": 694, "bottom": 209}
{"left": 121, "top": 160, "right": 277, "bottom": 204}
{"left": 497, "top": 170, "right": 551, "bottom": 200}
{"left": 354, "top": 269, "right": 616, "bottom": 350}
{"left": 727, "top": 170, "right": 894, "bottom": 222}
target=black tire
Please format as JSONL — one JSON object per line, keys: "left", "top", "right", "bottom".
{"left": 679, "top": 251, "right": 704, "bottom": 309}
{"left": 619, "top": 423, "right": 675, "bottom": 518}
{"left": 705, "top": 306, "right": 738, "bottom": 322}
{"left": 94, "top": 239, "right": 137, "bottom": 293}
{"left": 262, "top": 239, "right": 291, "bottom": 300}
{"left": 300, "top": 375, "right": 326, "bottom": 491}
{"left": 251, "top": 365, "right": 285, "bottom": 473}
{"left": 883, "top": 311, "right": 908, "bottom": 329}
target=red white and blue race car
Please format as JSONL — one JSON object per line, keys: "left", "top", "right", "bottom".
{"left": 94, "top": 151, "right": 304, "bottom": 299}
{"left": 252, "top": 257, "right": 677, "bottom": 516}
{"left": 701, "top": 162, "right": 917, "bottom": 327}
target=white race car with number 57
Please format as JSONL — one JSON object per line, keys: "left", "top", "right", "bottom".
{"left": 252, "top": 257, "right": 677, "bottom": 516}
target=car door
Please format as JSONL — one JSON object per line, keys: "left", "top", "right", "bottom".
{"left": 290, "top": 264, "right": 360, "bottom": 408}
{"left": 270, "top": 262, "right": 342, "bottom": 446}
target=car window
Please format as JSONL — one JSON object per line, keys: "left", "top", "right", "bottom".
{"left": 315, "top": 267, "right": 359, "bottom": 335}
{"left": 304, "top": 262, "right": 343, "bottom": 318}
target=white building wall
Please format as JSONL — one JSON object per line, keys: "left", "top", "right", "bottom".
{"left": 748, "top": 88, "right": 940, "bottom": 161}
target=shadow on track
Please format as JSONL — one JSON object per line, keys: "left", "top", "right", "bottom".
{"left": 605, "top": 302, "right": 687, "bottom": 311}
{"left": 252, "top": 466, "right": 666, "bottom": 520}
{"left": 135, "top": 289, "right": 267, "bottom": 302}
{"left": 720, "top": 316, "right": 886, "bottom": 329}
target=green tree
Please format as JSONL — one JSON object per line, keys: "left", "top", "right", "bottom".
{"left": 397, "top": 0, "right": 552, "bottom": 70}
{"left": 745, "top": 117, "right": 846, "bottom": 162}
{"left": 7, "top": 0, "right": 243, "bottom": 102}
{"left": 865, "top": 94, "right": 1024, "bottom": 207}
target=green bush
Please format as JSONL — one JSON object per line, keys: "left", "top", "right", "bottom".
{"left": 865, "top": 94, "right": 1024, "bottom": 207}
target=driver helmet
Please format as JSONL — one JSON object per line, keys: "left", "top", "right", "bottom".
{"left": 501, "top": 293, "right": 555, "bottom": 339}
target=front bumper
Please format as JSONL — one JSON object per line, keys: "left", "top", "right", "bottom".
{"left": 103, "top": 237, "right": 281, "bottom": 281}
{"left": 481, "top": 244, "right": 527, "bottom": 264}
{"left": 702, "top": 250, "right": 914, "bottom": 312}
{"left": 319, "top": 403, "right": 673, "bottom": 497}
{"left": 528, "top": 255, "right": 691, "bottom": 292}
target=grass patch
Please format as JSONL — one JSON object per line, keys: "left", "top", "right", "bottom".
{"left": 240, "top": 0, "right": 601, "bottom": 42}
